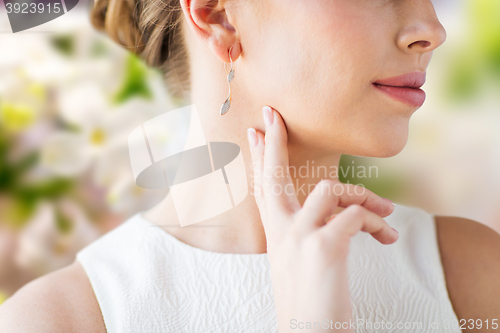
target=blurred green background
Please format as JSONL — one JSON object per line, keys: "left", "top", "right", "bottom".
{"left": 0, "top": 0, "right": 499, "bottom": 303}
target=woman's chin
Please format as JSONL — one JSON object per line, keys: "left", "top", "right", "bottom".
{"left": 371, "top": 137, "right": 408, "bottom": 158}
{"left": 375, "top": 146, "right": 406, "bottom": 158}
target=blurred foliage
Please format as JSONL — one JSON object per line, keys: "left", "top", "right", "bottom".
{"left": 0, "top": 125, "right": 74, "bottom": 229}
{"left": 0, "top": 78, "right": 75, "bottom": 229}
{"left": 0, "top": 15, "right": 180, "bottom": 302}
{"left": 446, "top": 54, "right": 481, "bottom": 101}
{"left": 470, "top": 0, "right": 500, "bottom": 73}
{"left": 0, "top": 82, "right": 45, "bottom": 133}
{"left": 0, "top": 33, "right": 165, "bottom": 231}
{"left": 55, "top": 206, "right": 74, "bottom": 234}
{"left": 444, "top": 0, "right": 500, "bottom": 101}
{"left": 113, "top": 53, "right": 153, "bottom": 104}
{"left": 90, "top": 39, "right": 109, "bottom": 58}
{"left": 50, "top": 34, "right": 75, "bottom": 57}
{"left": 0, "top": 103, "right": 37, "bottom": 132}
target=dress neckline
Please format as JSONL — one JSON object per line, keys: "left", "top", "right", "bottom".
{"left": 136, "top": 212, "right": 269, "bottom": 259}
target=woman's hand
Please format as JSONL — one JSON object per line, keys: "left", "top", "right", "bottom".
{"left": 246, "top": 106, "right": 399, "bottom": 332}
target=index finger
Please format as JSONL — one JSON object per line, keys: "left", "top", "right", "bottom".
{"left": 262, "top": 106, "right": 301, "bottom": 217}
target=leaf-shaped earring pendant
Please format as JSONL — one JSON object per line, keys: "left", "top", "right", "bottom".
{"left": 220, "top": 47, "right": 235, "bottom": 116}
{"left": 221, "top": 98, "right": 231, "bottom": 115}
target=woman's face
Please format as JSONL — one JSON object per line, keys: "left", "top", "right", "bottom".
{"left": 236, "top": 0, "right": 446, "bottom": 158}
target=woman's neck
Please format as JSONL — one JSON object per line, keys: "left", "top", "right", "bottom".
{"left": 142, "top": 105, "right": 343, "bottom": 254}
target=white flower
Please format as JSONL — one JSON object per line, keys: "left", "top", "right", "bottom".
{"left": 40, "top": 131, "right": 92, "bottom": 177}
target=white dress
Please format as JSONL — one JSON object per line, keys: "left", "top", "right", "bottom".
{"left": 76, "top": 203, "right": 462, "bottom": 333}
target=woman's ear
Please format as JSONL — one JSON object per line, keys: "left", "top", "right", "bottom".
{"left": 180, "top": 0, "right": 242, "bottom": 63}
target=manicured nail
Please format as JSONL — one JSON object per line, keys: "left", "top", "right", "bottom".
{"left": 383, "top": 198, "right": 395, "bottom": 206}
{"left": 247, "top": 128, "right": 258, "bottom": 148}
{"left": 263, "top": 106, "right": 274, "bottom": 127}
{"left": 392, "top": 227, "right": 399, "bottom": 236}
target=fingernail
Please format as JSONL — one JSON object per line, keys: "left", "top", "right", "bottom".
{"left": 392, "top": 227, "right": 399, "bottom": 236}
{"left": 383, "top": 198, "right": 395, "bottom": 206}
{"left": 263, "top": 106, "right": 274, "bottom": 127}
{"left": 247, "top": 128, "right": 258, "bottom": 148}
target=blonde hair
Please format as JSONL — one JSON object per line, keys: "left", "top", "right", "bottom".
{"left": 90, "top": 0, "right": 190, "bottom": 100}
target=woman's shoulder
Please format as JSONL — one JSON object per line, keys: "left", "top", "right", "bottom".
{"left": 0, "top": 261, "right": 106, "bottom": 333}
{"left": 434, "top": 214, "right": 500, "bottom": 324}
{"left": 0, "top": 213, "right": 168, "bottom": 333}
{"left": 0, "top": 214, "right": 150, "bottom": 333}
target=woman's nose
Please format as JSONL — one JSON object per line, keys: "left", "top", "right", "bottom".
{"left": 396, "top": 1, "right": 447, "bottom": 54}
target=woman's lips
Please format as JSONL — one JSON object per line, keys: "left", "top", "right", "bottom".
{"left": 373, "top": 83, "right": 426, "bottom": 107}
{"left": 373, "top": 71, "right": 426, "bottom": 107}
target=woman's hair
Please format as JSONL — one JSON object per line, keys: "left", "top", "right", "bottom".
{"left": 90, "top": 0, "right": 190, "bottom": 100}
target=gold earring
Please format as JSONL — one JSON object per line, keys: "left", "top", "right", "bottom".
{"left": 220, "top": 47, "right": 235, "bottom": 116}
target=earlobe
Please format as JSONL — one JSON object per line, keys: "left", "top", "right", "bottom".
{"left": 180, "top": 0, "right": 241, "bottom": 63}
{"left": 209, "top": 38, "right": 242, "bottom": 64}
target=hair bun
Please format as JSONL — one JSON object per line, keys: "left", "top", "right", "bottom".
{"left": 89, "top": 0, "right": 189, "bottom": 100}
{"left": 90, "top": 0, "right": 144, "bottom": 55}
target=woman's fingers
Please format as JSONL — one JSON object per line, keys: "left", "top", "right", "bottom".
{"left": 297, "top": 179, "right": 395, "bottom": 232}
{"left": 335, "top": 183, "right": 394, "bottom": 218}
{"left": 247, "top": 106, "right": 301, "bottom": 242}
{"left": 261, "top": 107, "right": 301, "bottom": 215}
{"left": 249, "top": 127, "right": 286, "bottom": 242}
{"left": 320, "top": 204, "right": 399, "bottom": 247}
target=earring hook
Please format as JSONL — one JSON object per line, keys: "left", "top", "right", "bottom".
{"left": 220, "top": 47, "right": 234, "bottom": 116}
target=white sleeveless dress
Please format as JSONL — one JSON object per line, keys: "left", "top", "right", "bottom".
{"left": 76, "top": 203, "right": 462, "bottom": 333}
